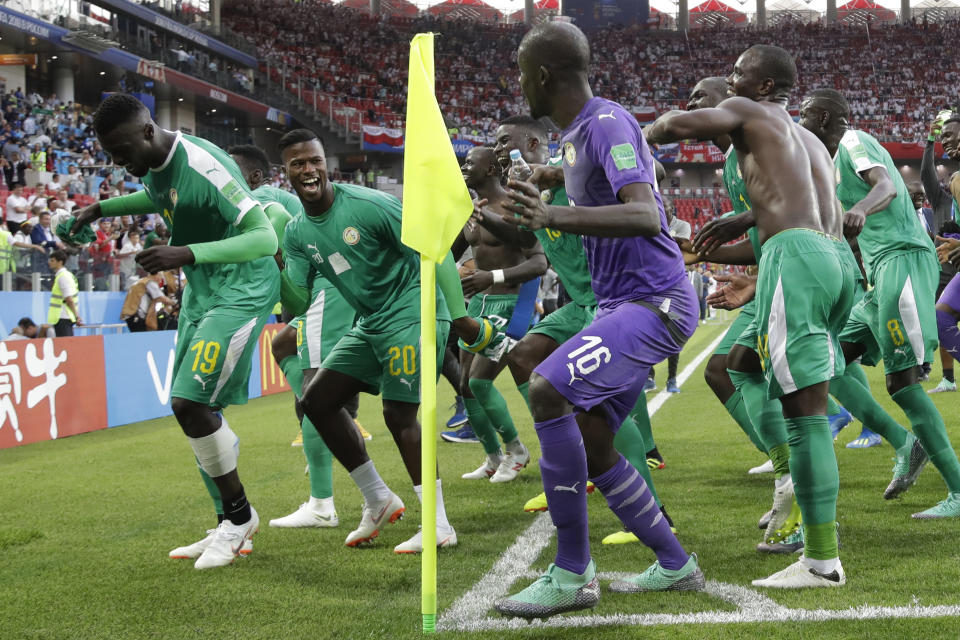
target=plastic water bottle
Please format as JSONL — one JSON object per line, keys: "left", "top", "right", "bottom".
{"left": 508, "top": 149, "right": 533, "bottom": 182}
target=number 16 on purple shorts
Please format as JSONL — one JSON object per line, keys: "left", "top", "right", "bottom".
{"left": 534, "top": 300, "right": 693, "bottom": 430}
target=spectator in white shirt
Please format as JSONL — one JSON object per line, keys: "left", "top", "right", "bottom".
{"left": 5, "top": 184, "right": 30, "bottom": 233}
{"left": 46, "top": 173, "right": 63, "bottom": 194}
{"left": 65, "top": 165, "right": 85, "bottom": 197}
{"left": 115, "top": 229, "right": 142, "bottom": 288}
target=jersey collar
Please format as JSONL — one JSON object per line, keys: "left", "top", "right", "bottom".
{"left": 152, "top": 131, "right": 182, "bottom": 173}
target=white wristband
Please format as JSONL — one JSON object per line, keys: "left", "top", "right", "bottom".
{"left": 492, "top": 269, "right": 505, "bottom": 284}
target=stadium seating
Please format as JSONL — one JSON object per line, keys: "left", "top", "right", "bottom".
{"left": 224, "top": 1, "right": 960, "bottom": 144}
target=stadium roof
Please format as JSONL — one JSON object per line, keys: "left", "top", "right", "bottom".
{"left": 837, "top": 0, "right": 898, "bottom": 22}
{"left": 427, "top": 0, "right": 503, "bottom": 20}
{"left": 508, "top": 0, "right": 558, "bottom": 22}
{"left": 341, "top": 0, "right": 420, "bottom": 14}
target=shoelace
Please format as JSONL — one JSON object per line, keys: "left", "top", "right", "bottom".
{"left": 211, "top": 523, "right": 242, "bottom": 543}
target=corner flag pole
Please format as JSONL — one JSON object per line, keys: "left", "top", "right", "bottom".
{"left": 420, "top": 257, "right": 438, "bottom": 634}
{"left": 399, "top": 32, "right": 474, "bottom": 633}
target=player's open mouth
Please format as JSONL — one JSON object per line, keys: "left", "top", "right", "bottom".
{"left": 300, "top": 177, "right": 320, "bottom": 192}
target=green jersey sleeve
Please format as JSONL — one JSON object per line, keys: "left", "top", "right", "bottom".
{"left": 838, "top": 130, "right": 885, "bottom": 177}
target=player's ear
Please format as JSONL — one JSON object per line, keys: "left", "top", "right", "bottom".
{"left": 143, "top": 122, "right": 154, "bottom": 141}
{"left": 538, "top": 65, "right": 550, "bottom": 89}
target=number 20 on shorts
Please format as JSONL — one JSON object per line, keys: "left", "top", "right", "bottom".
{"left": 388, "top": 345, "right": 417, "bottom": 376}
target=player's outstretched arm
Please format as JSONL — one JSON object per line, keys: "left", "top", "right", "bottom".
{"left": 473, "top": 198, "right": 537, "bottom": 248}
{"left": 843, "top": 166, "right": 897, "bottom": 238}
{"left": 693, "top": 210, "right": 756, "bottom": 254}
{"left": 278, "top": 231, "right": 312, "bottom": 316}
{"left": 503, "top": 179, "right": 662, "bottom": 238}
{"left": 707, "top": 273, "right": 757, "bottom": 310}
{"left": 461, "top": 244, "right": 547, "bottom": 296}
{"left": 690, "top": 238, "right": 757, "bottom": 266}
{"left": 70, "top": 189, "right": 156, "bottom": 235}
{"left": 137, "top": 203, "right": 278, "bottom": 273}
{"left": 646, "top": 103, "right": 746, "bottom": 146}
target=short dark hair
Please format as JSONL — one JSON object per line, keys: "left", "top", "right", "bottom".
{"left": 93, "top": 94, "right": 148, "bottom": 137}
{"left": 746, "top": 45, "right": 797, "bottom": 93}
{"left": 17, "top": 317, "right": 35, "bottom": 330}
{"left": 945, "top": 113, "right": 960, "bottom": 127}
{"left": 278, "top": 128, "right": 322, "bottom": 155}
{"left": 500, "top": 115, "right": 548, "bottom": 141}
{"left": 49, "top": 249, "right": 67, "bottom": 263}
{"left": 807, "top": 88, "right": 850, "bottom": 119}
{"left": 227, "top": 144, "right": 270, "bottom": 175}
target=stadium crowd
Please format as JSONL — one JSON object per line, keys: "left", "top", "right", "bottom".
{"left": 224, "top": 1, "right": 960, "bottom": 144}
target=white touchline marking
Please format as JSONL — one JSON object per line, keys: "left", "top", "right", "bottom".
{"left": 439, "top": 513, "right": 555, "bottom": 628}
{"left": 440, "top": 603, "right": 960, "bottom": 632}
{"left": 437, "top": 329, "right": 731, "bottom": 632}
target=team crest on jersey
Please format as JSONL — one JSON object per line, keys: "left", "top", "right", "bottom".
{"left": 169, "top": 188, "right": 178, "bottom": 207}
{"left": 342, "top": 227, "right": 360, "bottom": 245}
{"left": 563, "top": 142, "right": 577, "bottom": 167}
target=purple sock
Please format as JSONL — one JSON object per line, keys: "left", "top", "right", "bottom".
{"left": 938, "top": 309, "right": 960, "bottom": 358}
{"left": 591, "top": 455, "right": 689, "bottom": 570}
{"left": 535, "top": 414, "right": 590, "bottom": 575}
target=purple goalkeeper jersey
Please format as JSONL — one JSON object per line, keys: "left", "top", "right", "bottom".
{"left": 560, "top": 97, "right": 688, "bottom": 307}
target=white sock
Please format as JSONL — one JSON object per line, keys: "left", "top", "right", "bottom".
{"left": 504, "top": 439, "right": 525, "bottom": 456}
{"left": 348, "top": 460, "right": 391, "bottom": 505}
{"left": 308, "top": 496, "right": 335, "bottom": 513}
{"left": 775, "top": 473, "right": 792, "bottom": 490}
{"left": 804, "top": 555, "right": 839, "bottom": 574}
{"left": 487, "top": 452, "right": 503, "bottom": 467}
{"left": 413, "top": 479, "right": 451, "bottom": 531}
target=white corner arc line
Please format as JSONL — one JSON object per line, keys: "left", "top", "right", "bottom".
{"left": 437, "top": 328, "right": 731, "bottom": 632}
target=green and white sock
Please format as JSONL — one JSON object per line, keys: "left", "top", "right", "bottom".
{"left": 829, "top": 367, "right": 908, "bottom": 450}
{"left": 893, "top": 383, "right": 960, "bottom": 493}
{"left": 785, "top": 414, "right": 839, "bottom": 561}
{"left": 470, "top": 378, "right": 520, "bottom": 444}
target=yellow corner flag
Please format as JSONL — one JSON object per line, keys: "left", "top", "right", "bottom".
{"left": 401, "top": 33, "right": 473, "bottom": 262}
{"left": 399, "top": 33, "right": 473, "bottom": 635}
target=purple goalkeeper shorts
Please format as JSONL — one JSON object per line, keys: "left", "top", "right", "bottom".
{"left": 534, "top": 282, "right": 698, "bottom": 430}
{"left": 938, "top": 273, "right": 960, "bottom": 311}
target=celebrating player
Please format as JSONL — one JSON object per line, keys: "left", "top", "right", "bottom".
{"left": 800, "top": 90, "right": 960, "bottom": 519}
{"left": 228, "top": 144, "right": 359, "bottom": 529}
{"left": 648, "top": 45, "right": 851, "bottom": 588}
{"left": 457, "top": 145, "right": 544, "bottom": 482}
{"left": 72, "top": 94, "right": 280, "bottom": 569}
{"left": 279, "top": 129, "right": 497, "bottom": 554}
{"left": 495, "top": 23, "right": 704, "bottom": 620}
{"left": 480, "top": 114, "right": 673, "bottom": 544}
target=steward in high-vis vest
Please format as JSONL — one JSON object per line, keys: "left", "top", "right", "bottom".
{"left": 47, "top": 249, "right": 80, "bottom": 336}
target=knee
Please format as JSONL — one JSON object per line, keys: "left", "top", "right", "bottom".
{"left": 529, "top": 373, "right": 565, "bottom": 419}
{"left": 886, "top": 368, "right": 917, "bottom": 396}
{"left": 704, "top": 355, "right": 729, "bottom": 389}
{"left": 300, "top": 377, "right": 336, "bottom": 418}
{"left": 727, "top": 345, "right": 760, "bottom": 374}
{"left": 937, "top": 307, "right": 959, "bottom": 332}
{"left": 458, "top": 375, "right": 473, "bottom": 398}
{"left": 271, "top": 326, "right": 297, "bottom": 363}
{"left": 382, "top": 403, "right": 418, "bottom": 436}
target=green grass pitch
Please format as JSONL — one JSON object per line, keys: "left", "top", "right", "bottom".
{"left": 3, "top": 317, "right": 960, "bottom": 639}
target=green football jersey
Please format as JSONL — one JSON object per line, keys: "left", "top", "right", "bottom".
{"left": 533, "top": 156, "right": 596, "bottom": 307}
{"left": 253, "top": 184, "right": 304, "bottom": 217}
{"left": 141, "top": 132, "right": 280, "bottom": 318}
{"left": 252, "top": 184, "right": 298, "bottom": 247}
{"left": 283, "top": 182, "right": 450, "bottom": 333}
{"left": 834, "top": 129, "right": 933, "bottom": 281}
{"left": 722, "top": 147, "right": 761, "bottom": 264}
